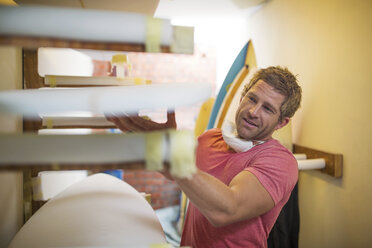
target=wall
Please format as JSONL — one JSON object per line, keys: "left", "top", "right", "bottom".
{"left": 0, "top": 46, "right": 23, "bottom": 248}
{"left": 123, "top": 170, "right": 181, "bottom": 209}
{"left": 246, "top": 0, "right": 372, "bottom": 247}
{"left": 128, "top": 45, "right": 216, "bottom": 130}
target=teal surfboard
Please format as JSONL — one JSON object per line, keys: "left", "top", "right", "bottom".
{"left": 207, "top": 41, "right": 249, "bottom": 129}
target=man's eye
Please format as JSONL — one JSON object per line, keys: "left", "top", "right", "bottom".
{"left": 264, "top": 106, "right": 274, "bottom": 113}
{"left": 248, "top": 96, "right": 256, "bottom": 102}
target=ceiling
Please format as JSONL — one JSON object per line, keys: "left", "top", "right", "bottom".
{"left": 14, "top": 0, "right": 265, "bottom": 19}
{"left": 155, "top": 0, "right": 265, "bottom": 20}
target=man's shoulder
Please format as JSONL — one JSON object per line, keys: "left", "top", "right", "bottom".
{"left": 251, "top": 139, "right": 297, "bottom": 168}
{"left": 198, "top": 128, "right": 222, "bottom": 139}
{"left": 258, "top": 139, "right": 294, "bottom": 155}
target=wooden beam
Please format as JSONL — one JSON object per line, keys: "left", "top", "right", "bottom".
{"left": 23, "top": 49, "right": 44, "bottom": 89}
{"left": 1, "top": 36, "right": 171, "bottom": 53}
{"left": 0, "top": 161, "right": 148, "bottom": 172}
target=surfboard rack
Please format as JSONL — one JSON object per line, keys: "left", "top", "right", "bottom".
{"left": 0, "top": 4, "right": 199, "bottom": 235}
{"left": 293, "top": 144, "right": 343, "bottom": 178}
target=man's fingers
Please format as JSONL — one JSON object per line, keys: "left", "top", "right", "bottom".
{"left": 115, "top": 116, "right": 143, "bottom": 132}
{"left": 105, "top": 111, "right": 177, "bottom": 132}
{"left": 166, "top": 112, "right": 177, "bottom": 129}
{"left": 127, "top": 116, "right": 162, "bottom": 131}
{"left": 105, "top": 112, "right": 138, "bottom": 132}
{"left": 107, "top": 116, "right": 131, "bottom": 132}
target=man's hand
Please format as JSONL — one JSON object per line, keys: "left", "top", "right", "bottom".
{"left": 159, "top": 163, "right": 174, "bottom": 181}
{"left": 106, "top": 112, "right": 177, "bottom": 132}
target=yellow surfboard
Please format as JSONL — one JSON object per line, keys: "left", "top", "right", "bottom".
{"left": 194, "top": 97, "right": 215, "bottom": 137}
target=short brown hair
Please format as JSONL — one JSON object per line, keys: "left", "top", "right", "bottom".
{"left": 241, "top": 66, "right": 302, "bottom": 121}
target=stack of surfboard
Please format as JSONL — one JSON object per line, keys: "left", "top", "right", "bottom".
{"left": 0, "top": 57, "right": 211, "bottom": 247}
{"left": 0, "top": 82, "right": 212, "bottom": 168}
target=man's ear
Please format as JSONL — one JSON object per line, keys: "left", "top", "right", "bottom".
{"left": 275, "top": 117, "right": 290, "bottom": 130}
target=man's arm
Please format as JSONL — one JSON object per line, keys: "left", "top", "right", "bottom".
{"left": 174, "top": 169, "right": 274, "bottom": 227}
{"left": 107, "top": 113, "right": 274, "bottom": 227}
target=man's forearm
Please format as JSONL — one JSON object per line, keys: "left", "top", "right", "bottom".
{"left": 174, "top": 169, "right": 237, "bottom": 227}
{"left": 172, "top": 168, "right": 274, "bottom": 227}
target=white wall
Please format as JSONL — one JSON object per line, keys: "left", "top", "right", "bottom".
{"left": 0, "top": 46, "right": 23, "bottom": 248}
{"left": 245, "top": 0, "right": 372, "bottom": 247}
{"left": 190, "top": 17, "right": 249, "bottom": 91}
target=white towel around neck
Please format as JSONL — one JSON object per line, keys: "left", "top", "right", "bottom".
{"left": 221, "top": 120, "right": 264, "bottom": 153}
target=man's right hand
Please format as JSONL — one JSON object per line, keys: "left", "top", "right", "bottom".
{"left": 106, "top": 112, "right": 177, "bottom": 132}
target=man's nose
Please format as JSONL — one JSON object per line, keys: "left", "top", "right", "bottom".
{"left": 248, "top": 104, "right": 260, "bottom": 117}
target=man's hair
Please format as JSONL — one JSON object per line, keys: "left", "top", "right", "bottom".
{"left": 241, "top": 66, "right": 302, "bottom": 121}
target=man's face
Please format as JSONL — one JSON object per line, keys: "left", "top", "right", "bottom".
{"left": 235, "top": 80, "right": 289, "bottom": 141}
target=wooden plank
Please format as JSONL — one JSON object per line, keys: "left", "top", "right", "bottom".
{"left": 22, "top": 169, "right": 33, "bottom": 223}
{"left": 293, "top": 144, "right": 343, "bottom": 178}
{"left": 23, "top": 118, "right": 43, "bottom": 132}
{"left": 40, "top": 124, "right": 115, "bottom": 129}
{"left": 1, "top": 36, "right": 171, "bottom": 53}
{"left": 23, "top": 49, "right": 43, "bottom": 133}
{"left": 23, "top": 49, "right": 44, "bottom": 89}
{"left": 40, "top": 116, "right": 115, "bottom": 129}
{"left": 0, "top": 161, "right": 147, "bottom": 172}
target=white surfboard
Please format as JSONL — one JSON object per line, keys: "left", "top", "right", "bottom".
{"left": 0, "top": 82, "right": 212, "bottom": 117}
{"left": 41, "top": 116, "right": 114, "bottom": 128}
{"left": 44, "top": 75, "right": 149, "bottom": 87}
{"left": 9, "top": 173, "right": 167, "bottom": 247}
{"left": 0, "top": 133, "right": 152, "bottom": 165}
{"left": 0, "top": 5, "right": 173, "bottom": 45}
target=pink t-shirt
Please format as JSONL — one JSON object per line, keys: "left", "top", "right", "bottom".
{"left": 180, "top": 129, "right": 298, "bottom": 248}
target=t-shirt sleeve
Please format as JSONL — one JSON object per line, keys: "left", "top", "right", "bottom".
{"left": 244, "top": 146, "right": 298, "bottom": 205}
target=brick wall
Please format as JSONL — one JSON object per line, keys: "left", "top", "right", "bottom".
{"left": 128, "top": 45, "right": 216, "bottom": 88}
{"left": 123, "top": 170, "right": 180, "bottom": 209}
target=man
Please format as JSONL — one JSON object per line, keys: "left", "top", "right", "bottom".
{"left": 107, "top": 66, "right": 302, "bottom": 247}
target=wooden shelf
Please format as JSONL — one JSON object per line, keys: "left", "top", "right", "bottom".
{"left": 0, "top": 161, "right": 147, "bottom": 173}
